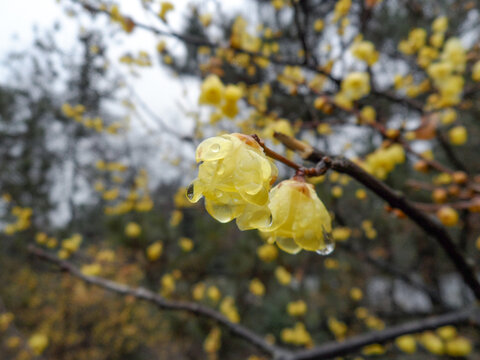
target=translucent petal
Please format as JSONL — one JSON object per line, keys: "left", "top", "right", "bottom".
{"left": 196, "top": 137, "right": 232, "bottom": 162}
{"left": 294, "top": 228, "right": 322, "bottom": 251}
{"left": 205, "top": 199, "right": 243, "bottom": 223}
{"left": 186, "top": 180, "right": 204, "bottom": 203}
{"left": 276, "top": 237, "right": 302, "bottom": 254}
{"left": 236, "top": 204, "right": 272, "bottom": 231}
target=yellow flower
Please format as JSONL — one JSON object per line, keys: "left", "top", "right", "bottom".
{"left": 256, "top": 243, "right": 278, "bottom": 262}
{"left": 445, "top": 337, "right": 472, "bottom": 357}
{"left": 420, "top": 332, "right": 444, "bottom": 355}
{"left": 437, "top": 325, "right": 457, "bottom": 340}
{"left": 192, "top": 282, "right": 206, "bottom": 301}
{"left": 161, "top": 273, "right": 175, "bottom": 297}
{"left": 395, "top": 335, "right": 417, "bottom": 354}
{"left": 179, "top": 237, "right": 194, "bottom": 252}
{"left": 313, "top": 19, "right": 324, "bottom": 32}
{"left": 351, "top": 41, "right": 379, "bottom": 66}
{"left": 249, "top": 278, "right": 265, "bottom": 296}
{"left": 275, "top": 266, "right": 292, "bottom": 285}
{"left": 432, "top": 16, "right": 448, "bottom": 33}
{"left": 204, "top": 327, "right": 222, "bottom": 353}
{"left": 147, "top": 241, "right": 163, "bottom": 261}
{"left": 224, "top": 84, "right": 243, "bottom": 102}
{"left": 125, "top": 222, "right": 142, "bottom": 238}
{"left": 169, "top": 209, "right": 183, "bottom": 227}
{"left": 356, "top": 189, "right": 367, "bottom": 199}
{"left": 359, "top": 106, "right": 376, "bottom": 123}
{"left": 361, "top": 144, "right": 405, "bottom": 179}
{"left": 362, "top": 344, "right": 386, "bottom": 355}
{"left": 207, "top": 286, "right": 221, "bottom": 303}
{"left": 332, "top": 227, "right": 351, "bottom": 242}
{"left": 333, "top": 0, "right": 351, "bottom": 22}
{"left": 341, "top": 72, "right": 370, "bottom": 101}
{"left": 399, "top": 28, "right": 427, "bottom": 54}
{"left": 35, "top": 232, "right": 48, "bottom": 245}
{"left": 0, "top": 312, "right": 14, "bottom": 331}
{"left": 263, "top": 179, "right": 332, "bottom": 254}
{"left": 263, "top": 119, "right": 295, "bottom": 143}
{"left": 158, "top": 2, "right": 174, "bottom": 22}
{"left": 81, "top": 263, "right": 102, "bottom": 276}
{"left": 441, "top": 108, "right": 457, "bottom": 124}
{"left": 281, "top": 322, "right": 312, "bottom": 346}
{"left": 28, "top": 333, "right": 49, "bottom": 355}
{"left": 331, "top": 185, "right": 343, "bottom": 198}
{"left": 441, "top": 38, "right": 466, "bottom": 73}
{"left": 62, "top": 234, "right": 82, "bottom": 254}
{"left": 287, "top": 300, "right": 307, "bottom": 317}
{"left": 199, "top": 75, "right": 225, "bottom": 106}
{"left": 188, "top": 133, "right": 277, "bottom": 230}
{"left": 448, "top": 126, "right": 467, "bottom": 145}
{"left": 328, "top": 317, "right": 347, "bottom": 340}
{"left": 200, "top": 13, "right": 212, "bottom": 27}
{"left": 349, "top": 287, "right": 363, "bottom": 301}
{"left": 220, "top": 296, "right": 240, "bottom": 323}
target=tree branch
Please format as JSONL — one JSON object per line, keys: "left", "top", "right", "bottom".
{"left": 274, "top": 132, "right": 480, "bottom": 301}
{"left": 293, "top": 306, "right": 479, "bottom": 360}
{"left": 27, "top": 245, "right": 292, "bottom": 359}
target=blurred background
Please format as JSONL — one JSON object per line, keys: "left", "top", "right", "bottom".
{"left": 1, "top": 0, "right": 480, "bottom": 359}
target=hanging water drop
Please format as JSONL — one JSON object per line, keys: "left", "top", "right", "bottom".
{"left": 316, "top": 229, "right": 335, "bottom": 256}
{"left": 186, "top": 183, "right": 195, "bottom": 200}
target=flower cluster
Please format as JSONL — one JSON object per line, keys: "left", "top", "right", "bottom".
{"left": 199, "top": 75, "right": 243, "bottom": 119}
{"left": 188, "top": 133, "right": 332, "bottom": 254}
{"left": 360, "top": 143, "right": 406, "bottom": 180}
{"left": 335, "top": 72, "right": 371, "bottom": 109}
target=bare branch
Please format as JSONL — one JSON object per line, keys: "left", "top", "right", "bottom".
{"left": 293, "top": 306, "right": 479, "bottom": 360}
{"left": 27, "top": 245, "right": 292, "bottom": 359}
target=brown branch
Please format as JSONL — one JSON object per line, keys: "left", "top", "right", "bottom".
{"left": 252, "top": 134, "right": 302, "bottom": 171}
{"left": 293, "top": 306, "right": 479, "bottom": 360}
{"left": 274, "top": 132, "right": 480, "bottom": 301}
{"left": 27, "top": 245, "right": 292, "bottom": 359}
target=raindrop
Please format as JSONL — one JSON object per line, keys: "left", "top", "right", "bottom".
{"left": 186, "top": 183, "right": 195, "bottom": 200}
{"left": 267, "top": 214, "right": 273, "bottom": 227}
{"left": 210, "top": 143, "right": 220, "bottom": 153}
{"left": 316, "top": 229, "right": 335, "bottom": 256}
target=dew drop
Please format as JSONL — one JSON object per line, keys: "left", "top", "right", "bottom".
{"left": 186, "top": 183, "right": 195, "bottom": 200}
{"left": 210, "top": 143, "right": 220, "bottom": 153}
{"left": 316, "top": 229, "right": 335, "bottom": 256}
{"left": 215, "top": 190, "right": 223, "bottom": 199}
{"left": 267, "top": 214, "right": 273, "bottom": 227}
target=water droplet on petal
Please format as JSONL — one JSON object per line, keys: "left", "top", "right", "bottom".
{"left": 215, "top": 190, "right": 223, "bottom": 199}
{"left": 210, "top": 143, "right": 220, "bottom": 153}
{"left": 186, "top": 183, "right": 195, "bottom": 200}
{"left": 316, "top": 229, "right": 335, "bottom": 256}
